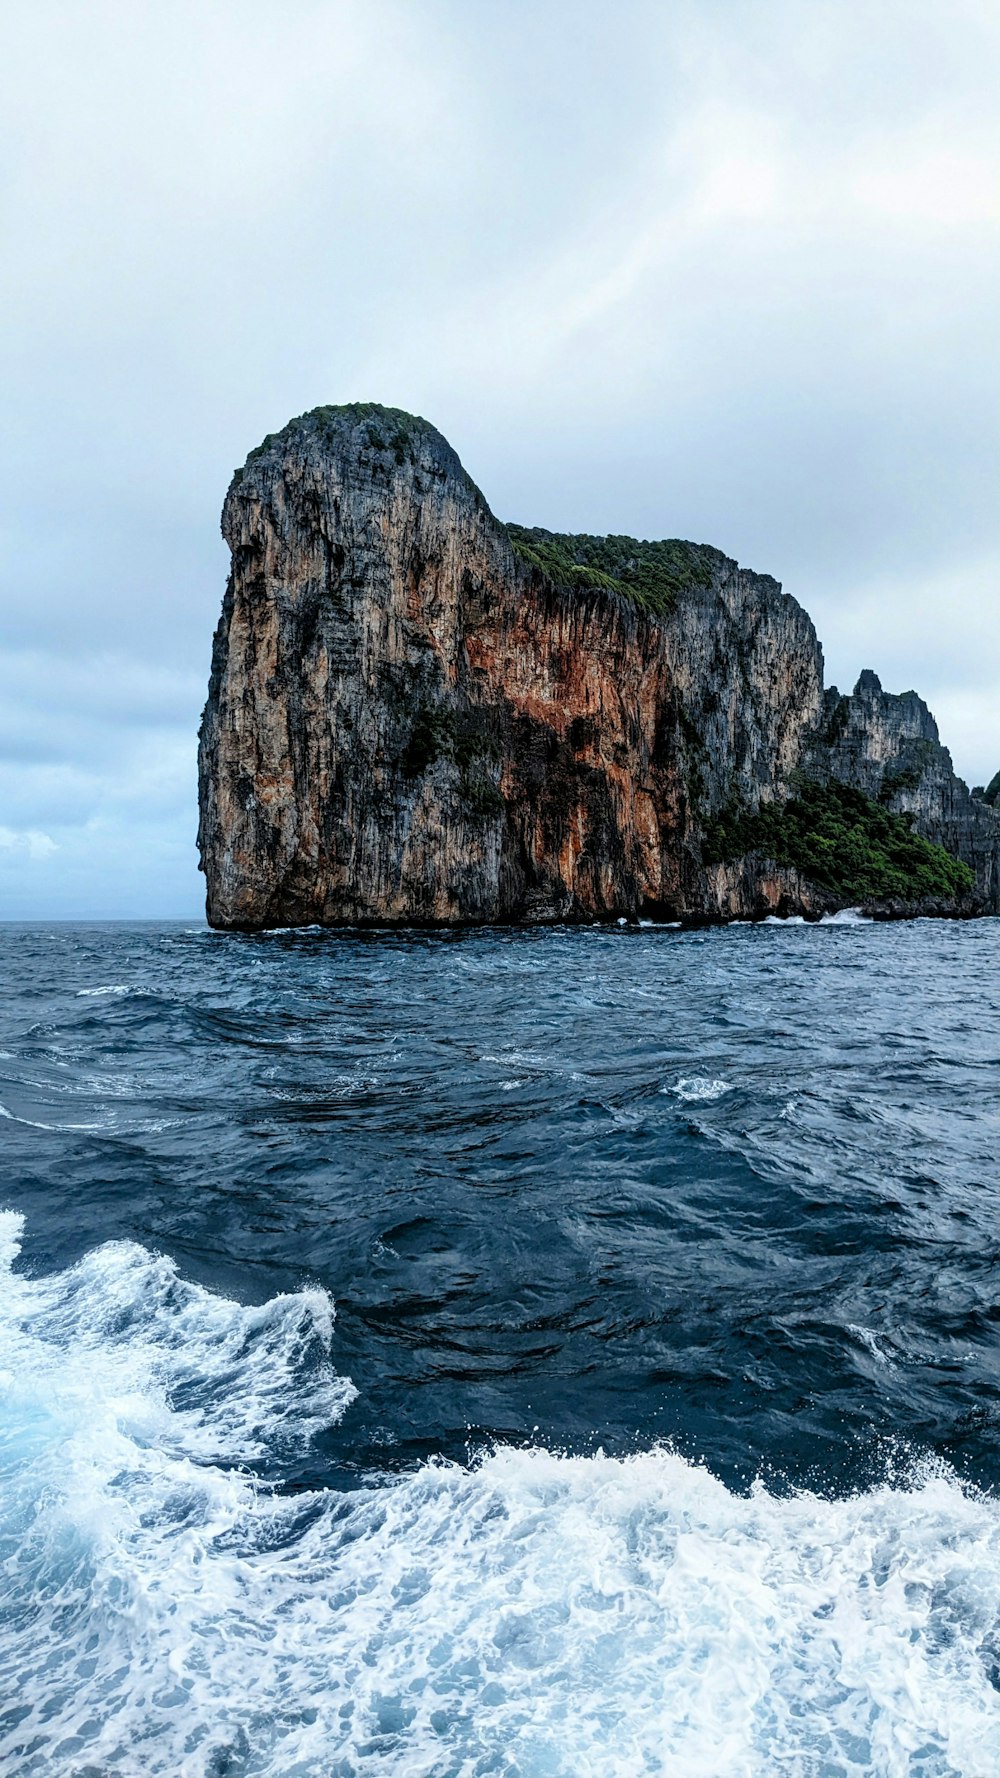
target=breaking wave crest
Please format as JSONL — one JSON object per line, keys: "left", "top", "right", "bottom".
{"left": 668, "top": 1075, "right": 733, "bottom": 1102}
{"left": 3, "top": 1212, "right": 1000, "bottom": 1777}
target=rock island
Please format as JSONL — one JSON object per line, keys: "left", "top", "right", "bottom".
{"left": 197, "top": 404, "right": 999, "bottom": 928}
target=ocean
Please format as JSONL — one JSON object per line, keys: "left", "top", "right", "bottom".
{"left": 1, "top": 915, "right": 999, "bottom": 1776}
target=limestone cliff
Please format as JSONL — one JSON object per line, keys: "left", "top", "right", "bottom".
{"left": 197, "top": 404, "right": 998, "bottom": 928}
{"left": 808, "top": 672, "right": 1000, "bottom": 909}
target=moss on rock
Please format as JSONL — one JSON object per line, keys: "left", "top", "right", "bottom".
{"left": 505, "top": 524, "right": 716, "bottom": 615}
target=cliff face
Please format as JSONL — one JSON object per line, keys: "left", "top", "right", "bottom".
{"left": 810, "top": 672, "right": 1000, "bottom": 910}
{"left": 198, "top": 404, "right": 998, "bottom": 928}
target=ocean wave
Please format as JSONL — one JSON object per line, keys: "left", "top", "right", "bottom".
{"left": 0, "top": 1101, "right": 68, "bottom": 1130}
{"left": 848, "top": 1321, "right": 898, "bottom": 1369}
{"left": 3, "top": 1215, "right": 1000, "bottom": 1776}
{"left": 0, "top": 1209, "right": 355, "bottom": 1467}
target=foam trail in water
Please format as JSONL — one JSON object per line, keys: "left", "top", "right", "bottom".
{"left": 3, "top": 1211, "right": 1000, "bottom": 1777}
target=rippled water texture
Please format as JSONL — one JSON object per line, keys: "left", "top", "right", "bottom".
{"left": 1, "top": 917, "right": 999, "bottom": 1775}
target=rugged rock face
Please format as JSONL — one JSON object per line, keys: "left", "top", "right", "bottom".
{"left": 198, "top": 404, "right": 999, "bottom": 927}
{"left": 808, "top": 672, "right": 1000, "bottom": 909}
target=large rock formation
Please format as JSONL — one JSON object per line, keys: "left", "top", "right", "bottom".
{"left": 198, "top": 404, "right": 999, "bottom": 928}
{"left": 808, "top": 672, "right": 1000, "bottom": 909}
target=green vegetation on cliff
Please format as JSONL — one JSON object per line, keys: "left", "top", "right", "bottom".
{"left": 703, "top": 779, "right": 974, "bottom": 903}
{"left": 506, "top": 525, "right": 715, "bottom": 615}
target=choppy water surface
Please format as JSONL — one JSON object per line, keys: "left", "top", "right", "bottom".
{"left": 1, "top": 916, "right": 999, "bottom": 1775}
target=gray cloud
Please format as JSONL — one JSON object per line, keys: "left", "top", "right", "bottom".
{"left": 1, "top": 0, "right": 998, "bottom": 915}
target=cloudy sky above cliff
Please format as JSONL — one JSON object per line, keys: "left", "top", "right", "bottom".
{"left": 1, "top": 0, "right": 998, "bottom": 916}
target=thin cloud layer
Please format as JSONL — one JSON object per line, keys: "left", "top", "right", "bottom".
{"left": 1, "top": 0, "right": 997, "bottom": 916}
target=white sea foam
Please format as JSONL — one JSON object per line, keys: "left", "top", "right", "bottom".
{"left": 76, "top": 983, "right": 133, "bottom": 996}
{"left": 821, "top": 908, "right": 875, "bottom": 925}
{"left": 668, "top": 1075, "right": 733, "bottom": 1102}
{"left": 3, "top": 1211, "right": 1000, "bottom": 1776}
{"left": 0, "top": 1102, "right": 65, "bottom": 1130}
{"left": 0, "top": 1210, "right": 353, "bottom": 1469}
{"left": 763, "top": 914, "right": 807, "bottom": 925}
{"left": 848, "top": 1323, "right": 898, "bottom": 1369}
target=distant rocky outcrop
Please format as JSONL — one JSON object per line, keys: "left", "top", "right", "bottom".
{"left": 197, "top": 404, "right": 999, "bottom": 928}
{"left": 807, "top": 672, "right": 1000, "bottom": 911}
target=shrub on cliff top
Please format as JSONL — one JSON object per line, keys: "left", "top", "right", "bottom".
{"left": 505, "top": 525, "right": 715, "bottom": 615}
{"left": 702, "top": 778, "right": 974, "bottom": 904}
{"left": 232, "top": 403, "right": 497, "bottom": 514}
{"left": 234, "top": 404, "right": 438, "bottom": 483}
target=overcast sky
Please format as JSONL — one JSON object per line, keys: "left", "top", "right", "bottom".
{"left": 1, "top": 0, "right": 997, "bottom": 917}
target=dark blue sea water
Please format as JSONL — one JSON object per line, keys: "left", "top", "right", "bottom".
{"left": 2, "top": 915, "right": 999, "bottom": 1775}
